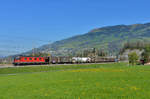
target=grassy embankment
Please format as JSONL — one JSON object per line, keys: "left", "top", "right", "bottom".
{"left": 0, "top": 63, "right": 150, "bottom": 99}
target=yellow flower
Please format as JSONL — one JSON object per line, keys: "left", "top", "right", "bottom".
{"left": 130, "top": 86, "right": 139, "bottom": 91}
{"left": 44, "top": 93, "right": 49, "bottom": 96}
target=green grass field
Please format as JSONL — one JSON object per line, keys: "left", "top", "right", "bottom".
{"left": 0, "top": 63, "right": 150, "bottom": 99}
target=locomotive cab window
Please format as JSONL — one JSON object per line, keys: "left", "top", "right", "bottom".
{"left": 29, "top": 58, "right": 32, "bottom": 60}
{"left": 34, "top": 58, "right": 37, "bottom": 60}
{"left": 15, "top": 57, "right": 20, "bottom": 60}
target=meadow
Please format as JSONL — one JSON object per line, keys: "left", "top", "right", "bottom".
{"left": 0, "top": 63, "right": 150, "bottom": 99}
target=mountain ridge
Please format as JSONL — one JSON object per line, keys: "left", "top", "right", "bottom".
{"left": 30, "top": 22, "right": 150, "bottom": 56}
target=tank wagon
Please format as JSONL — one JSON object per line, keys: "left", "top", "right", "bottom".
{"left": 72, "top": 57, "right": 91, "bottom": 63}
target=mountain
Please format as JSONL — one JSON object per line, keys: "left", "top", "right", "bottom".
{"left": 33, "top": 23, "right": 150, "bottom": 56}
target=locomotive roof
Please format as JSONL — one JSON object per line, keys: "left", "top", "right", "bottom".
{"left": 15, "top": 56, "right": 46, "bottom": 58}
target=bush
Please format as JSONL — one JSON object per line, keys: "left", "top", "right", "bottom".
{"left": 128, "top": 52, "right": 139, "bottom": 65}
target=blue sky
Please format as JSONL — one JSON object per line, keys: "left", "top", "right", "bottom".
{"left": 0, "top": 0, "right": 150, "bottom": 56}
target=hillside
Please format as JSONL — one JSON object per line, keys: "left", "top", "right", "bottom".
{"left": 33, "top": 23, "right": 150, "bottom": 56}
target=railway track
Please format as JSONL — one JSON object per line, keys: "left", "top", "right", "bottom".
{"left": 0, "top": 62, "right": 115, "bottom": 68}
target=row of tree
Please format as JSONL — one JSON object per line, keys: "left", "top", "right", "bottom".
{"left": 120, "top": 41, "right": 150, "bottom": 54}
{"left": 128, "top": 44, "right": 150, "bottom": 65}
{"left": 29, "top": 48, "right": 108, "bottom": 58}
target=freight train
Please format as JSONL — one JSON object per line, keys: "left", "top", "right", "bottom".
{"left": 13, "top": 56, "right": 116, "bottom": 66}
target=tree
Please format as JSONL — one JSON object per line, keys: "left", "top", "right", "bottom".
{"left": 141, "top": 45, "right": 150, "bottom": 63}
{"left": 128, "top": 52, "right": 139, "bottom": 65}
{"left": 98, "top": 50, "right": 107, "bottom": 57}
{"left": 141, "top": 51, "right": 148, "bottom": 64}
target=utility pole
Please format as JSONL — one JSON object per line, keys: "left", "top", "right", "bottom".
{"left": 32, "top": 48, "right": 35, "bottom": 57}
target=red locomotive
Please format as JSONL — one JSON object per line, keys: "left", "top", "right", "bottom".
{"left": 13, "top": 56, "right": 49, "bottom": 65}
